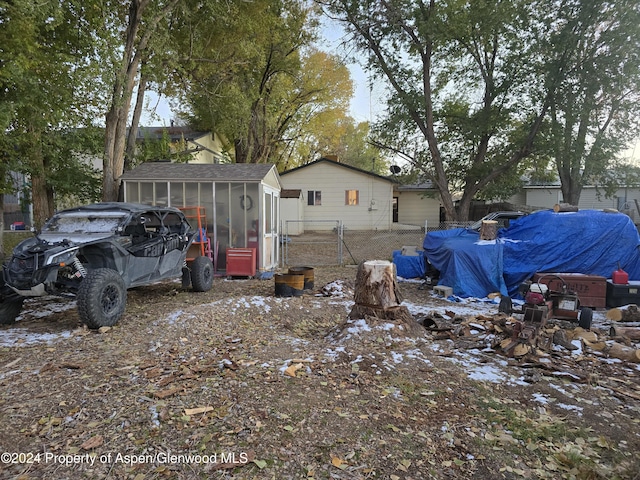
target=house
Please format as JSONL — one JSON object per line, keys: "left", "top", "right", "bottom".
{"left": 120, "top": 162, "right": 281, "bottom": 273}
{"left": 393, "top": 182, "right": 441, "bottom": 230}
{"left": 279, "top": 158, "right": 398, "bottom": 231}
{"left": 509, "top": 181, "right": 640, "bottom": 222}
{"left": 135, "top": 126, "right": 232, "bottom": 164}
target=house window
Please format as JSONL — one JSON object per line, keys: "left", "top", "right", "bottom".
{"left": 345, "top": 190, "right": 359, "bottom": 206}
{"left": 308, "top": 190, "right": 321, "bottom": 206}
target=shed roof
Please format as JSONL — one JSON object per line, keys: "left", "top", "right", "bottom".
{"left": 120, "top": 162, "right": 277, "bottom": 182}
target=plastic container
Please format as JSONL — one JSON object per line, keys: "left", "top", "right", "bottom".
{"left": 612, "top": 264, "right": 629, "bottom": 285}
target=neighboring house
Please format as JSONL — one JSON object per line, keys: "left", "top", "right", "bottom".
{"left": 393, "top": 182, "right": 441, "bottom": 230}
{"left": 279, "top": 158, "right": 398, "bottom": 231}
{"left": 508, "top": 181, "right": 640, "bottom": 222}
{"left": 135, "top": 126, "right": 232, "bottom": 164}
{"left": 120, "top": 162, "right": 281, "bottom": 273}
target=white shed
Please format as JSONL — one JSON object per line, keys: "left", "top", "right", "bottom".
{"left": 120, "top": 162, "right": 281, "bottom": 274}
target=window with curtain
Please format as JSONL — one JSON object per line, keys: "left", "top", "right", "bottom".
{"left": 345, "top": 190, "right": 359, "bottom": 206}
{"left": 307, "top": 190, "right": 321, "bottom": 206}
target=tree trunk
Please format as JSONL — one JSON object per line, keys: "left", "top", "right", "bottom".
{"left": 0, "top": 194, "right": 4, "bottom": 261}
{"left": 102, "top": 0, "right": 180, "bottom": 201}
{"left": 479, "top": 220, "right": 498, "bottom": 240}
{"left": 348, "top": 261, "right": 422, "bottom": 335}
{"left": 125, "top": 65, "right": 149, "bottom": 172}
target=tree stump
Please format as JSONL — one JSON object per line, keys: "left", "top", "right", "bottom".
{"left": 348, "top": 260, "right": 422, "bottom": 335}
{"left": 479, "top": 220, "right": 498, "bottom": 240}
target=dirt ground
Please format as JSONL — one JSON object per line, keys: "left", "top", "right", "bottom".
{"left": 1, "top": 265, "right": 639, "bottom": 480}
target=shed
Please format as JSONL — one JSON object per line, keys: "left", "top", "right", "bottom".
{"left": 120, "top": 162, "right": 281, "bottom": 274}
{"left": 280, "top": 189, "right": 304, "bottom": 235}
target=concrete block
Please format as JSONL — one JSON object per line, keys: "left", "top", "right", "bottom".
{"left": 433, "top": 285, "right": 453, "bottom": 297}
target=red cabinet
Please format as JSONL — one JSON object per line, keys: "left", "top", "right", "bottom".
{"left": 226, "top": 248, "right": 256, "bottom": 277}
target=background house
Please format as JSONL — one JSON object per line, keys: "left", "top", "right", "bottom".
{"left": 393, "top": 181, "right": 441, "bottom": 230}
{"left": 120, "top": 162, "right": 281, "bottom": 273}
{"left": 279, "top": 158, "right": 397, "bottom": 231}
{"left": 135, "top": 126, "right": 231, "bottom": 164}
{"left": 508, "top": 181, "right": 640, "bottom": 222}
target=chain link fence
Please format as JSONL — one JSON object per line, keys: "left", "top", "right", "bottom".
{"left": 281, "top": 220, "right": 428, "bottom": 267}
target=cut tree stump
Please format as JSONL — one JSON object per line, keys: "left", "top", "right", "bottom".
{"left": 609, "top": 325, "right": 640, "bottom": 341}
{"left": 348, "top": 260, "right": 422, "bottom": 335}
{"left": 480, "top": 220, "right": 498, "bottom": 240}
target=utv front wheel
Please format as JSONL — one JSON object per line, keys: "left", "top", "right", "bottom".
{"left": 0, "top": 298, "right": 24, "bottom": 325}
{"left": 77, "top": 269, "right": 127, "bottom": 329}
{"left": 191, "top": 256, "right": 214, "bottom": 292}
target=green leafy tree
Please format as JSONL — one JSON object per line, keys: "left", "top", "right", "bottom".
{"left": 102, "top": 0, "right": 180, "bottom": 201}
{"left": 321, "top": 0, "right": 555, "bottom": 221}
{"left": 537, "top": 0, "right": 640, "bottom": 205}
{"left": 179, "top": 0, "right": 326, "bottom": 166}
{"left": 0, "top": 1, "right": 107, "bottom": 231}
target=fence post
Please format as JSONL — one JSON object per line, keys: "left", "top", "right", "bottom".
{"left": 338, "top": 221, "right": 343, "bottom": 266}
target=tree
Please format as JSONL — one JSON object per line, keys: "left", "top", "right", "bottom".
{"left": 0, "top": 1, "right": 107, "bottom": 230}
{"left": 102, "top": 0, "right": 180, "bottom": 202}
{"left": 321, "top": 0, "right": 555, "bottom": 221}
{"left": 538, "top": 0, "right": 640, "bottom": 205}
{"left": 179, "top": 0, "right": 334, "bottom": 166}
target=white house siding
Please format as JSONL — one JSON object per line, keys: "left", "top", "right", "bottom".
{"left": 506, "top": 190, "right": 527, "bottom": 206}
{"left": 280, "top": 161, "right": 394, "bottom": 231}
{"left": 281, "top": 197, "right": 304, "bottom": 235}
{"left": 188, "top": 133, "right": 230, "bottom": 164}
{"left": 524, "top": 187, "right": 563, "bottom": 209}
{"left": 395, "top": 191, "right": 440, "bottom": 229}
{"left": 524, "top": 186, "right": 640, "bottom": 213}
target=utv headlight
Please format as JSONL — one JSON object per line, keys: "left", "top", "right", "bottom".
{"left": 45, "top": 247, "right": 79, "bottom": 266}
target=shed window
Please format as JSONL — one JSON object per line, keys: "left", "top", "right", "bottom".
{"left": 307, "top": 190, "right": 321, "bottom": 206}
{"left": 345, "top": 190, "right": 359, "bottom": 206}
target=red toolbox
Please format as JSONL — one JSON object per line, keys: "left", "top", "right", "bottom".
{"left": 532, "top": 273, "right": 606, "bottom": 308}
{"left": 225, "top": 248, "right": 256, "bottom": 277}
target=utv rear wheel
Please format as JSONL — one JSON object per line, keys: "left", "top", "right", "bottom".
{"left": 0, "top": 298, "right": 24, "bottom": 325}
{"left": 578, "top": 307, "right": 593, "bottom": 330}
{"left": 77, "top": 268, "right": 126, "bottom": 329}
{"left": 191, "top": 256, "right": 214, "bottom": 292}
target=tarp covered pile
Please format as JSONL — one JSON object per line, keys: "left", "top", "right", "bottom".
{"left": 423, "top": 210, "right": 640, "bottom": 298}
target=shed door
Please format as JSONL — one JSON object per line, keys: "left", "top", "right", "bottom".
{"left": 263, "top": 188, "right": 279, "bottom": 269}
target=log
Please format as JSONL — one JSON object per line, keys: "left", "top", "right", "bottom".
{"left": 606, "top": 305, "right": 640, "bottom": 322}
{"left": 479, "top": 220, "right": 498, "bottom": 240}
{"left": 609, "top": 325, "right": 640, "bottom": 341}
{"left": 607, "top": 342, "right": 640, "bottom": 363}
{"left": 553, "top": 203, "right": 579, "bottom": 213}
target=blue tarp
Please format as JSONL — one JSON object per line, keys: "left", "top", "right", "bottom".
{"left": 392, "top": 250, "right": 426, "bottom": 279}
{"left": 423, "top": 209, "right": 640, "bottom": 298}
